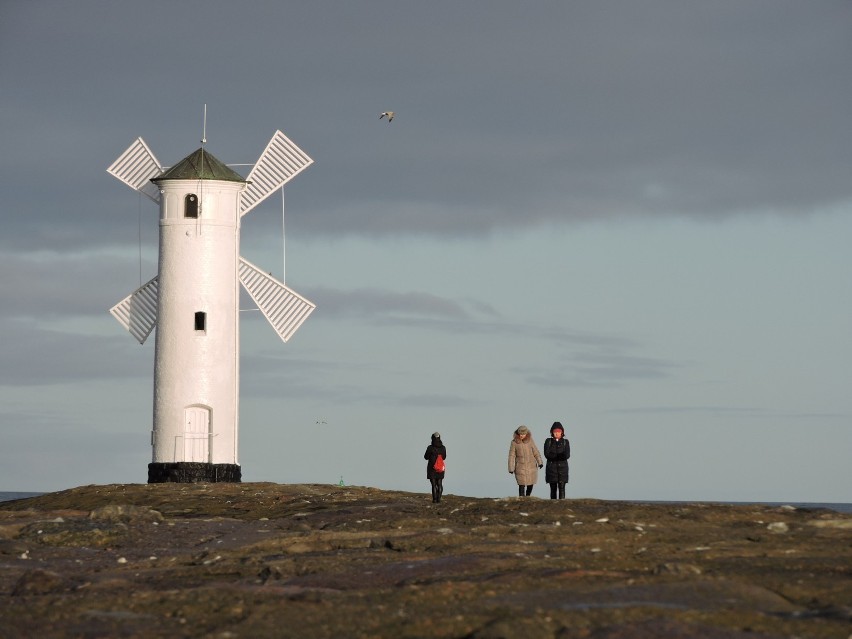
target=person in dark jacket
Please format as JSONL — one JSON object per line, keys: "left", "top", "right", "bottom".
{"left": 543, "top": 421, "right": 570, "bottom": 499}
{"left": 424, "top": 432, "right": 447, "bottom": 503}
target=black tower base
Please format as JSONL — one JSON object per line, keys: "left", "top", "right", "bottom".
{"left": 147, "top": 463, "right": 241, "bottom": 484}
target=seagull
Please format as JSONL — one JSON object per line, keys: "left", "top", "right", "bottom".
{"left": 379, "top": 111, "right": 395, "bottom": 122}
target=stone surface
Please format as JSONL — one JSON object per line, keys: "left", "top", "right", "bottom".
{"left": 0, "top": 483, "right": 850, "bottom": 638}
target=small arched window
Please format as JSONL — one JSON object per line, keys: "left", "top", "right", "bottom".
{"left": 185, "top": 194, "right": 199, "bottom": 218}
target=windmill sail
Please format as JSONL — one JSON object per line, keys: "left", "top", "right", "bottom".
{"left": 239, "top": 257, "right": 315, "bottom": 342}
{"left": 110, "top": 276, "right": 159, "bottom": 344}
{"left": 107, "top": 138, "right": 163, "bottom": 203}
{"left": 240, "top": 130, "right": 313, "bottom": 217}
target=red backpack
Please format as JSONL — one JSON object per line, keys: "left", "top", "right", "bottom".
{"left": 433, "top": 454, "right": 445, "bottom": 472}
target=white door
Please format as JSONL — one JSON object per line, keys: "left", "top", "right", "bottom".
{"left": 183, "top": 407, "right": 210, "bottom": 463}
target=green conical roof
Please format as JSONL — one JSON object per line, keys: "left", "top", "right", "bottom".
{"left": 152, "top": 148, "right": 245, "bottom": 183}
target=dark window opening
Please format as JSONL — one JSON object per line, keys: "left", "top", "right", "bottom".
{"left": 185, "top": 194, "right": 199, "bottom": 218}
{"left": 194, "top": 312, "right": 207, "bottom": 332}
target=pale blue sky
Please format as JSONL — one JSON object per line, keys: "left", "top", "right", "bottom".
{"left": 1, "top": 1, "right": 850, "bottom": 501}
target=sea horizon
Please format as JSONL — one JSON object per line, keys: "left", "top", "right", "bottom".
{"left": 1, "top": 490, "right": 850, "bottom": 514}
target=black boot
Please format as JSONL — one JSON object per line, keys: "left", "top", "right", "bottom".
{"left": 558, "top": 482, "right": 566, "bottom": 500}
{"left": 525, "top": 485, "right": 533, "bottom": 496}
{"left": 518, "top": 485, "right": 525, "bottom": 497}
{"left": 549, "top": 483, "right": 557, "bottom": 500}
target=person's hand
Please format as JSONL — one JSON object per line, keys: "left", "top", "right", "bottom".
{"left": 509, "top": 471, "right": 514, "bottom": 474}
{"left": 539, "top": 464, "right": 543, "bottom": 469}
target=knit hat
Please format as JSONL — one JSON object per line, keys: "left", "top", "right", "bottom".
{"left": 516, "top": 425, "right": 529, "bottom": 435}
{"left": 550, "top": 421, "right": 564, "bottom": 434}
{"left": 432, "top": 432, "right": 441, "bottom": 439}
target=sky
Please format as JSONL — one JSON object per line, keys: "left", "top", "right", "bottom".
{"left": 1, "top": 1, "right": 850, "bottom": 502}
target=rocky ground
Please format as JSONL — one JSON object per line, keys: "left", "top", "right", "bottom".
{"left": 0, "top": 483, "right": 850, "bottom": 639}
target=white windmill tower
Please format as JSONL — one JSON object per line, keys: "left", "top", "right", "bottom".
{"left": 107, "top": 128, "right": 315, "bottom": 483}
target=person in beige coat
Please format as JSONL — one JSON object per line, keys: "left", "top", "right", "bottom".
{"left": 508, "top": 425, "right": 543, "bottom": 497}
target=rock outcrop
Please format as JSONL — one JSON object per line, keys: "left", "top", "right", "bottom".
{"left": 1, "top": 483, "right": 850, "bottom": 638}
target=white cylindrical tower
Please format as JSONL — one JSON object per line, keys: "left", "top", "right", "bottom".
{"left": 108, "top": 130, "right": 316, "bottom": 484}
{"left": 148, "top": 149, "right": 246, "bottom": 483}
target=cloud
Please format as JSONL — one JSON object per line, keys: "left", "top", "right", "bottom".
{"left": 0, "top": 320, "right": 149, "bottom": 386}
{"left": 4, "top": 2, "right": 852, "bottom": 251}
{"left": 248, "top": 283, "right": 672, "bottom": 396}
{"left": 238, "top": 354, "right": 357, "bottom": 400}
{"left": 0, "top": 252, "right": 149, "bottom": 319}
{"left": 306, "top": 286, "right": 474, "bottom": 320}
{"left": 277, "top": 2, "right": 852, "bottom": 237}
{"left": 516, "top": 351, "right": 678, "bottom": 389}
{"left": 605, "top": 406, "right": 848, "bottom": 420}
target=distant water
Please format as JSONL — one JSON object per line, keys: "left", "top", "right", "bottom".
{"left": 0, "top": 491, "right": 849, "bottom": 513}
{"left": 641, "top": 500, "right": 852, "bottom": 514}
{"left": 0, "top": 492, "right": 45, "bottom": 503}
{"left": 758, "top": 502, "right": 852, "bottom": 514}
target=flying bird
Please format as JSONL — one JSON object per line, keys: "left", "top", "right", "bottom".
{"left": 379, "top": 111, "right": 395, "bottom": 122}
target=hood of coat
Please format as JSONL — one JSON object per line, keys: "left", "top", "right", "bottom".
{"left": 513, "top": 427, "right": 536, "bottom": 444}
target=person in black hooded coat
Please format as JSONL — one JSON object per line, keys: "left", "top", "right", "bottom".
{"left": 543, "top": 421, "right": 570, "bottom": 499}
{"left": 424, "top": 432, "right": 447, "bottom": 503}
